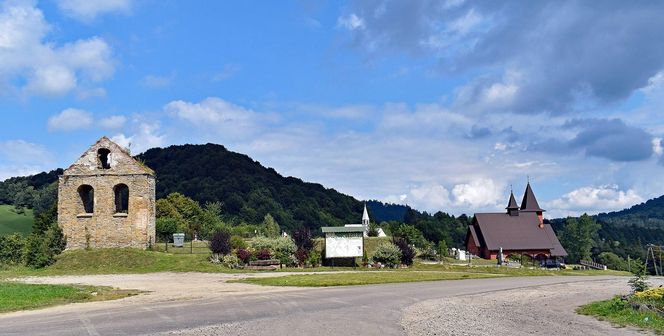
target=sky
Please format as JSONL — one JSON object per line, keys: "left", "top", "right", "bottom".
{"left": 1, "top": 0, "right": 664, "bottom": 218}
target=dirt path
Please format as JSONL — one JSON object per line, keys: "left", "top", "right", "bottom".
{"left": 15, "top": 272, "right": 320, "bottom": 303}
{"left": 401, "top": 278, "right": 662, "bottom": 336}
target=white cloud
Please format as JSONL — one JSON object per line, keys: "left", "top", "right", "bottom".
{"left": 653, "top": 138, "right": 663, "bottom": 156}
{"left": 99, "top": 115, "right": 127, "bottom": 130}
{"left": 451, "top": 178, "right": 503, "bottom": 208}
{"left": 165, "top": 97, "right": 267, "bottom": 139}
{"left": 0, "top": 1, "right": 115, "bottom": 97}
{"left": 337, "top": 14, "right": 365, "bottom": 30}
{"left": 548, "top": 185, "right": 643, "bottom": 217}
{"left": 56, "top": 0, "right": 132, "bottom": 22}
{"left": 408, "top": 184, "right": 452, "bottom": 210}
{"left": 111, "top": 123, "right": 165, "bottom": 154}
{"left": 48, "top": 108, "right": 93, "bottom": 132}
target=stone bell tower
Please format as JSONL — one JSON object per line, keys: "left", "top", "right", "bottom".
{"left": 57, "top": 137, "right": 156, "bottom": 249}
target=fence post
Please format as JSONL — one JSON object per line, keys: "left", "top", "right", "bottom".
{"left": 191, "top": 239, "right": 193, "bottom": 254}
{"left": 165, "top": 239, "right": 168, "bottom": 252}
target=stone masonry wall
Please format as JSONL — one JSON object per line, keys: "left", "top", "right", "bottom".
{"left": 57, "top": 137, "right": 156, "bottom": 249}
{"left": 58, "top": 174, "right": 156, "bottom": 249}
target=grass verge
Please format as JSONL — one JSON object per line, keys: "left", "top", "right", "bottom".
{"left": 233, "top": 271, "right": 501, "bottom": 287}
{"left": 0, "top": 282, "right": 139, "bottom": 313}
{"left": 0, "top": 248, "right": 629, "bottom": 280}
{"left": 578, "top": 296, "right": 664, "bottom": 333}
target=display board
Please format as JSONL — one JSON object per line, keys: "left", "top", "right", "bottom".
{"left": 325, "top": 232, "right": 363, "bottom": 258}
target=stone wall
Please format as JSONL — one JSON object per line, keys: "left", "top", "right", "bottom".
{"left": 57, "top": 137, "right": 156, "bottom": 249}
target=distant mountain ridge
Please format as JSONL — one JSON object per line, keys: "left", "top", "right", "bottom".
{"left": 595, "top": 195, "right": 664, "bottom": 228}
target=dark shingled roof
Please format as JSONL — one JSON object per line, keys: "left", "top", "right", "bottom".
{"left": 506, "top": 191, "right": 519, "bottom": 210}
{"left": 473, "top": 212, "right": 567, "bottom": 256}
{"left": 520, "top": 182, "right": 544, "bottom": 212}
{"left": 468, "top": 225, "right": 480, "bottom": 247}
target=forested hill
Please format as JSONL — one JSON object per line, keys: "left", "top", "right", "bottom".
{"left": 137, "top": 143, "right": 365, "bottom": 231}
{"left": 595, "top": 195, "right": 664, "bottom": 228}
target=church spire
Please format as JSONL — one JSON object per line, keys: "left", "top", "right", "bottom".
{"left": 362, "top": 203, "right": 370, "bottom": 235}
{"left": 506, "top": 190, "right": 519, "bottom": 216}
{"left": 520, "top": 182, "right": 544, "bottom": 213}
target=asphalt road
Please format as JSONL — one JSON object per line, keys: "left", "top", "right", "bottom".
{"left": 0, "top": 276, "right": 628, "bottom": 336}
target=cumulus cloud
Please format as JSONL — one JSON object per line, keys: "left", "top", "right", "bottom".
{"left": 451, "top": 178, "right": 504, "bottom": 208}
{"left": 111, "top": 123, "right": 165, "bottom": 154}
{"left": 165, "top": 97, "right": 270, "bottom": 139}
{"left": 48, "top": 108, "right": 93, "bottom": 132}
{"left": 340, "top": 1, "right": 664, "bottom": 115}
{"left": 0, "top": 1, "right": 114, "bottom": 97}
{"left": 56, "top": 0, "right": 132, "bottom": 22}
{"left": 548, "top": 185, "right": 643, "bottom": 217}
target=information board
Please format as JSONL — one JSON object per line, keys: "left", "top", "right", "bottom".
{"left": 325, "top": 232, "right": 363, "bottom": 258}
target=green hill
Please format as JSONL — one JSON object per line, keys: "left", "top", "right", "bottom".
{"left": 0, "top": 205, "right": 33, "bottom": 236}
{"left": 596, "top": 195, "right": 664, "bottom": 228}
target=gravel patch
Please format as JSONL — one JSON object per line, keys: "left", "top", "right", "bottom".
{"left": 401, "top": 279, "right": 654, "bottom": 336}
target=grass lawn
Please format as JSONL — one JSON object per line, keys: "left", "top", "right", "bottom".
{"left": 578, "top": 296, "right": 664, "bottom": 333}
{"left": 0, "top": 205, "right": 33, "bottom": 236}
{"left": 233, "top": 271, "right": 501, "bottom": 287}
{"left": 0, "top": 282, "right": 139, "bottom": 313}
{"left": 235, "top": 263, "right": 629, "bottom": 287}
{"left": 0, "top": 248, "right": 629, "bottom": 282}
{"left": 0, "top": 248, "right": 241, "bottom": 278}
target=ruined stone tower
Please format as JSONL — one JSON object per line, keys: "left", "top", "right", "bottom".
{"left": 58, "top": 137, "right": 156, "bottom": 249}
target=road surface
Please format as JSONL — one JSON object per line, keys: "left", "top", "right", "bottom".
{"left": 0, "top": 275, "right": 642, "bottom": 336}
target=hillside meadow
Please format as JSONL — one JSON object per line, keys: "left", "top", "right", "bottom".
{"left": 0, "top": 205, "right": 33, "bottom": 236}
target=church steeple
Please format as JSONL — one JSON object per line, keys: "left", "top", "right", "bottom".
{"left": 520, "top": 181, "right": 545, "bottom": 225}
{"left": 506, "top": 190, "right": 519, "bottom": 216}
{"left": 362, "top": 203, "right": 370, "bottom": 234}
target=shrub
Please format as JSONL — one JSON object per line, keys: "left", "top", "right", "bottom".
{"left": 209, "top": 229, "right": 232, "bottom": 256}
{"left": 295, "top": 249, "right": 308, "bottom": 266}
{"left": 236, "top": 248, "right": 252, "bottom": 264}
{"left": 250, "top": 236, "right": 296, "bottom": 256}
{"left": 222, "top": 255, "right": 241, "bottom": 269}
{"left": 293, "top": 228, "right": 314, "bottom": 252}
{"left": 634, "top": 287, "right": 664, "bottom": 301}
{"left": 306, "top": 250, "right": 321, "bottom": 268}
{"left": 372, "top": 242, "right": 402, "bottom": 268}
{"left": 629, "top": 274, "right": 650, "bottom": 293}
{"left": 256, "top": 248, "right": 272, "bottom": 260}
{"left": 394, "top": 238, "right": 416, "bottom": 266}
{"left": 418, "top": 243, "right": 438, "bottom": 261}
{"left": 23, "top": 224, "right": 66, "bottom": 269}
{"left": 156, "top": 217, "right": 179, "bottom": 242}
{"left": 598, "top": 252, "right": 628, "bottom": 271}
{"left": 0, "top": 233, "right": 25, "bottom": 264}
{"left": 230, "top": 236, "right": 248, "bottom": 250}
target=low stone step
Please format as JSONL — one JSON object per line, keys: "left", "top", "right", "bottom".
{"left": 243, "top": 265, "right": 278, "bottom": 271}
{"left": 249, "top": 259, "right": 281, "bottom": 266}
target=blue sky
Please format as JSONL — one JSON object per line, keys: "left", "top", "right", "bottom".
{"left": 2, "top": 0, "right": 664, "bottom": 218}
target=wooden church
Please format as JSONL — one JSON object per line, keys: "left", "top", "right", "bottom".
{"left": 465, "top": 182, "right": 567, "bottom": 260}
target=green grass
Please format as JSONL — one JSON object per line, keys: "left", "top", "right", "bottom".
{"left": 235, "top": 263, "right": 629, "bottom": 287}
{"left": 0, "top": 248, "right": 243, "bottom": 278}
{"left": 0, "top": 205, "right": 33, "bottom": 236}
{"left": 578, "top": 296, "right": 664, "bottom": 333}
{"left": 234, "top": 271, "right": 501, "bottom": 287}
{"left": 0, "top": 248, "right": 629, "bottom": 283}
{"left": 0, "top": 282, "right": 139, "bottom": 313}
